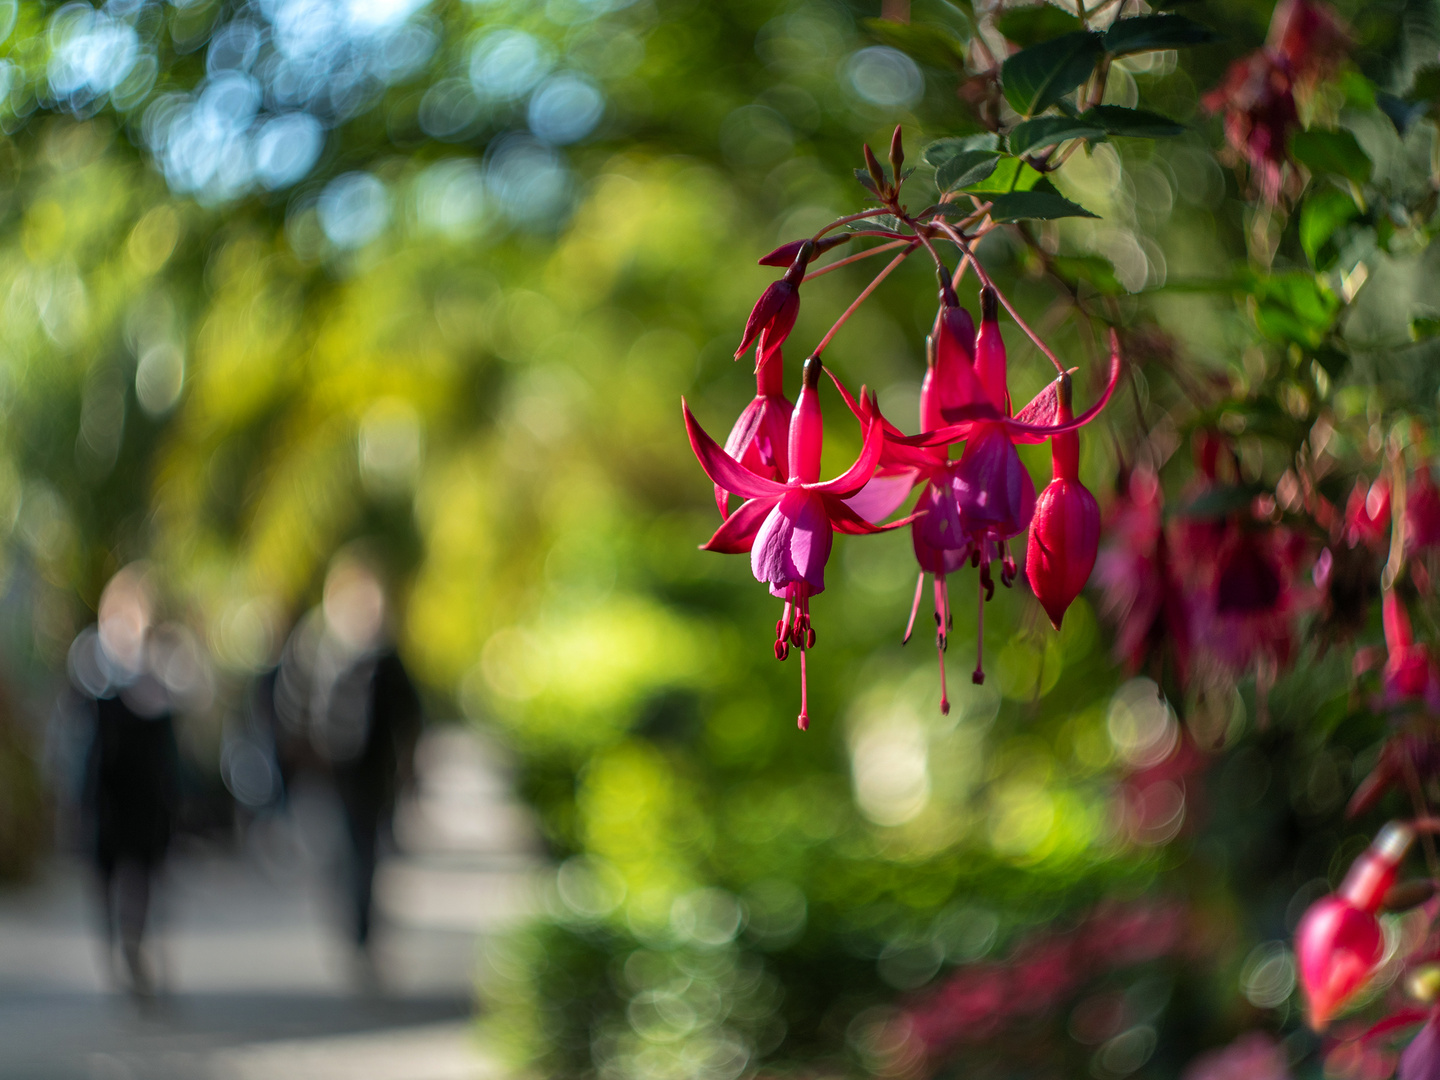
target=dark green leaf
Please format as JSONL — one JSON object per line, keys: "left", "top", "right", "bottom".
{"left": 1009, "top": 116, "right": 1105, "bottom": 154}
{"left": 862, "top": 18, "right": 967, "bottom": 70}
{"left": 966, "top": 157, "right": 1045, "bottom": 193}
{"left": 935, "top": 150, "right": 1002, "bottom": 190}
{"left": 1299, "top": 186, "right": 1358, "bottom": 268}
{"left": 1313, "top": 346, "right": 1350, "bottom": 377}
{"left": 922, "top": 133, "right": 1001, "bottom": 168}
{"left": 1412, "top": 318, "right": 1440, "bottom": 341}
{"left": 1102, "top": 14, "right": 1218, "bottom": 55}
{"left": 853, "top": 168, "right": 880, "bottom": 195}
{"left": 1290, "top": 129, "right": 1373, "bottom": 184}
{"left": 1411, "top": 65, "right": 1440, "bottom": 102}
{"left": 1083, "top": 105, "right": 1185, "bottom": 138}
{"left": 986, "top": 190, "right": 1099, "bottom": 221}
{"left": 994, "top": 5, "right": 1082, "bottom": 47}
{"left": 1001, "top": 31, "right": 1104, "bottom": 117}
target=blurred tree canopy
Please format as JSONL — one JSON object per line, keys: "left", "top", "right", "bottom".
{"left": 5, "top": 0, "right": 1440, "bottom": 1075}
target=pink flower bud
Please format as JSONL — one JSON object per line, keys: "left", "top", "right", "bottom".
{"left": 1026, "top": 380, "right": 1099, "bottom": 629}
{"left": 1296, "top": 823, "right": 1413, "bottom": 1029}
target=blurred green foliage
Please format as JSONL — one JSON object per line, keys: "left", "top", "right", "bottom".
{"left": 2, "top": 0, "right": 1440, "bottom": 1074}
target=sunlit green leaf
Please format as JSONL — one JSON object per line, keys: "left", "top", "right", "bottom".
{"left": 1001, "top": 31, "right": 1104, "bottom": 117}
{"left": 922, "top": 133, "right": 1001, "bottom": 168}
{"left": 966, "top": 157, "right": 1046, "bottom": 193}
{"left": 1299, "top": 185, "right": 1358, "bottom": 269}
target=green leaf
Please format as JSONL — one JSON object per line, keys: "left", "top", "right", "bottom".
{"left": 1102, "top": 14, "right": 1218, "bottom": 55}
{"left": 922, "top": 133, "right": 1001, "bottom": 168}
{"left": 1313, "top": 345, "right": 1350, "bottom": 377}
{"left": 1008, "top": 116, "right": 1105, "bottom": 154}
{"left": 994, "top": 5, "right": 1082, "bottom": 48}
{"left": 1337, "top": 70, "right": 1376, "bottom": 110}
{"left": 1412, "top": 317, "right": 1440, "bottom": 341}
{"left": 966, "top": 156, "right": 1045, "bottom": 193}
{"left": 853, "top": 168, "right": 880, "bottom": 196}
{"left": 862, "top": 18, "right": 967, "bottom": 70}
{"left": 1299, "top": 186, "right": 1358, "bottom": 269}
{"left": 1001, "top": 31, "right": 1104, "bottom": 117}
{"left": 1290, "top": 129, "right": 1373, "bottom": 185}
{"left": 935, "top": 150, "right": 1002, "bottom": 190}
{"left": 986, "top": 189, "right": 1099, "bottom": 221}
{"left": 1411, "top": 64, "right": 1440, "bottom": 102}
{"left": 1251, "top": 272, "right": 1340, "bottom": 347}
{"left": 1082, "top": 105, "right": 1185, "bottom": 138}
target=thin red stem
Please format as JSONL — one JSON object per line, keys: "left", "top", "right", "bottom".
{"left": 934, "top": 220, "right": 1067, "bottom": 375}
{"left": 811, "top": 245, "right": 915, "bottom": 358}
{"left": 803, "top": 239, "right": 914, "bottom": 283}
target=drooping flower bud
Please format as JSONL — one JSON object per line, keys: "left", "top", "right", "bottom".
{"left": 1382, "top": 590, "right": 1440, "bottom": 706}
{"left": 1296, "top": 822, "right": 1413, "bottom": 1030}
{"left": 736, "top": 240, "right": 813, "bottom": 371}
{"left": 717, "top": 355, "right": 793, "bottom": 517}
{"left": 1026, "top": 376, "right": 1100, "bottom": 629}
{"left": 973, "top": 287, "right": 1009, "bottom": 415}
{"left": 757, "top": 234, "right": 850, "bottom": 268}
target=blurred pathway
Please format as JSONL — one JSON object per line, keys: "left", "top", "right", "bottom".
{"left": 0, "top": 727, "right": 541, "bottom": 1080}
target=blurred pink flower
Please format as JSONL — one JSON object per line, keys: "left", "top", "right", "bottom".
{"left": 1181, "top": 1033, "right": 1290, "bottom": 1080}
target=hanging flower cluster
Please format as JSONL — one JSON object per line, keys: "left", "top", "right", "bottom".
{"left": 683, "top": 130, "right": 1121, "bottom": 729}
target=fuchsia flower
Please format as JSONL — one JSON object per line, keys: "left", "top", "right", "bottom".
{"left": 735, "top": 241, "right": 812, "bottom": 373}
{"left": 1382, "top": 590, "right": 1440, "bottom": 708}
{"left": 1095, "top": 465, "right": 1194, "bottom": 682}
{"left": 1269, "top": 0, "right": 1351, "bottom": 86}
{"left": 684, "top": 356, "right": 913, "bottom": 730}
{"left": 1345, "top": 476, "right": 1391, "bottom": 549}
{"left": 1026, "top": 376, "right": 1101, "bottom": 630}
{"left": 899, "top": 293, "right": 1122, "bottom": 684}
{"left": 716, "top": 351, "right": 792, "bottom": 517}
{"left": 1203, "top": 50, "right": 1299, "bottom": 203}
{"left": 1296, "top": 822, "right": 1413, "bottom": 1030}
{"left": 1194, "top": 524, "right": 1311, "bottom": 678}
{"left": 1408, "top": 465, "right": 1440, "bottom": 554}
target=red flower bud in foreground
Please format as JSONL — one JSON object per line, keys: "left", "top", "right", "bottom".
{"left": 1296, "top": 822, "right": 1413, "bottom": 1030}
{"left": 1027, "top": 376, "right": 1100, "bottom": 630}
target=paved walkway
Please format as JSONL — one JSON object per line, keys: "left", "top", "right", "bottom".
{"left": 0, "top": 728, "right": 541, "bottom": 1080}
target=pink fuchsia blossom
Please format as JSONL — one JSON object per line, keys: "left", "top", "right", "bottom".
{"left": 1269, "top": 0, "right": 1350, "bottom": 86}
{"left": 1401, "top": 1016, "right": 1440, "bottom": 1080}
{"left": 685, "top": 355, "right": 912, "bottom": 730}
{"left": 735, "top": 240, "right": 811, "bottom": 373}
{"left": 899, "top": 317, "right": 1123, "bottom": 683}
{"left": 716, "top": 353, "right": 792, "bottom": 518}
{"left": 1202, "top": 49, "right": 1299, "bottom": 203}
{"left": 1344, "top": 476, "right": 1391, "bottom": 549}
{"left": 1095, "top": 465, "right": 1193, "bottom": 683}
{"left": 1026, "top": 375, "right": 1100, "bottom": 630}
{"left": 1408, "top": 466, "right": 1440, "bottom": 554}
{"left": 1382, "top": 590, "right": 1440, "bottom": 709}
{"left": 1296, "top": 822, "right": 1413, "bottom": 1030}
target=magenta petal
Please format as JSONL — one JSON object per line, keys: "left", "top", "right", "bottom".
{"left": 683, "top": 399, "right": 789, "bottom": 500}
{"left": 954, "top": 424, "right": 1036, "bottom": 541}
{"left": 1006, "top": 335, "right": 1124, "bottom": 443}
{"left": 702, "top": 496, "right": 780, "bottom": 554}
{"left": 752, "top": 490, "right": 833, "bottom": 596}
{"left": 844, "top": 468, "right": 919, "bottom": 524}
{"left": 914, "top": 470, "right": 968, "bottom": 554}
{"left": 735, "top": 280, "right": 790, "bottom": 358}
{"left": 827, "top": 495, "right": 918, "bottom": 536}
{"left": 812, "top": 407, "right": 887, "bottom": 497}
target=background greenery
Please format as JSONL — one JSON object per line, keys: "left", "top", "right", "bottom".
{"left": 2, "top": 0, "right": 1440, "bottom": 1075}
